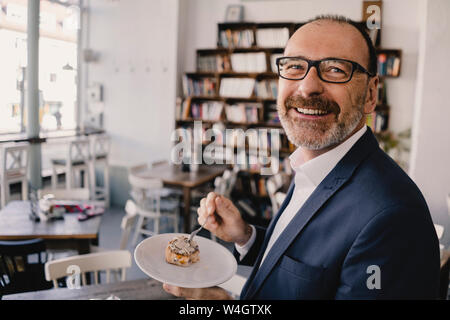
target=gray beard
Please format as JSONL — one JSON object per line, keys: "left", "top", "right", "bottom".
{"left": 279, "top": 105, "right": 365, "bottom": 150}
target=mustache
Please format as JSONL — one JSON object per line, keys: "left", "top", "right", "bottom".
{"left": 284, "top": 95, "right": 340, "bottom": 114}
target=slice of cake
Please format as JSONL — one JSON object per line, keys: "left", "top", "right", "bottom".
{"left": 165, "top": 235, "right": 200, "bottom": 267}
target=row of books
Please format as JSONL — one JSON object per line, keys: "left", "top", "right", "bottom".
{"left": 255, "top": 79, "right": 278, "bottom": 99}
{"left": 230, "top": 52, "right": 267, "bottom": 73}
{"left": 177, "top": 98, "right": 282, "bottom": 125}
{"left": 377, "top": 53, "right": 401, "bottom": 77}
{"left": 255, "top": 28, "right": 290, "bottom": 48}
{"left": 366, "top": 111, "right": 389, "bottom": 133}
{"left": 196, "top": 51, "right": 283, "bottom": 74}
{"left": 182, "top": 75, "right": 217, "bottom": 96}
{"left": 219, "top": 77, "right": 256, "bottom": 98}
{"left": 219, "top": 29, "right": 254, "bottom": 48}
{"left": 175, "top": 97, "right": 190, "bottom": 120}
{"left": 196, "top": 54, "right": 231, "bottom": 73}
{"left": 225, "top": 103, "right": 261, "bottom": 124}
{"left": 219, "top": 78, "right": 279, "bottom": 99}
{"left": 190, "top": 101, "right": 224, "bottom": 121}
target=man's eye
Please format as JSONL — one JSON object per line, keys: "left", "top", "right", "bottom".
{"left": 287, "top": 64, "right": 304, "bottom": 70}
{"left": 329, "top": 67, "right": 345, "bottom": 73}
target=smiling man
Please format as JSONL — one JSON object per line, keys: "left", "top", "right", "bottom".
{"left": 164, "top": 15, "right": 440, "bottom": 300}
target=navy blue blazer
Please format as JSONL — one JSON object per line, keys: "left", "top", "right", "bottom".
{"left": 237, "top": 128, "right": 440, "bottom": 299}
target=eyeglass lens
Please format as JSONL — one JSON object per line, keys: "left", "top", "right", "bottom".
{"left": 278, "top": 58, "right": 354, "bottom": 82}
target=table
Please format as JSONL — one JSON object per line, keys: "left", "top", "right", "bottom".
{"left": 0, "top": 201, "right": 102, "bottom": 254}
{"left": 136, "top": 163, "right": 227, "bottom": 233}
{"left": 2, "top": 278, "right": 177, "bottom": 300}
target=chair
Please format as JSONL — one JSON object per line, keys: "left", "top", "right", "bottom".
{"left": 130, "top": 161, "right": 183, "bottom": 199}
{"left": 51, "top": 138, "right": 91, "bottom": 192}
{"left": 90, "top": 199, "right": 138, "bottom": 253}
{"left": 0, "top": 143, "right": 29, "bottom": 208}
{"left": 89, "top": 134, "right": 111, "bottom": 207}
{"left": 128, "top": 172, "right": 179, "bottom": 246}
{"left": 0, "top": 238, "right": 52, "bottom": 296}
{"left": 44, "top": 250, "right": 132, "bottom": 288}
{"left": 38, "top": 188, "right": 91, "bottom": 201}
{"left": 119, "top": 200, "right": 138, "bottom": 250}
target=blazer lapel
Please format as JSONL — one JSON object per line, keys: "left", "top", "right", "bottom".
{"left": 241, "top": 128, "right": 379, "bottom": 299}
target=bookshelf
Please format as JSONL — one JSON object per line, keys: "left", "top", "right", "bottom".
{"left": 176, "top": 20, "right": 403, "bottom": 223}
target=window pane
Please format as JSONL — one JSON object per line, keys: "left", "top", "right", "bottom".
{"left": 0, "top": 0, "right": 79, "bottom": 134}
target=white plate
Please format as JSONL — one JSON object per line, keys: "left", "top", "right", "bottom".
{"left": 134, "top": 233, "right": 237, "bottom": 288}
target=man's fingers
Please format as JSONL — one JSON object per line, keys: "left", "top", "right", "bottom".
{"left": 214, "top": 195, "right": 236, "bottom": 218}
{"left": 163, "top": 284, "right": 196, "bottom": 298}
{"left": 163, "top": 284, "right": 233, "bottom": 300}
{"left": 206, "top": 192, "right": 217, "bottom": 215}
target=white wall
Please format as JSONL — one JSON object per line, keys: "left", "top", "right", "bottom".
{"left": 83, "top": 0, "right": 179, "bottom": 167}
{"left": 410, "top": 0, "right": 450, "bottom": 247}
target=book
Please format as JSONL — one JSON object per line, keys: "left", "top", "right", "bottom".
{"left": 230, "top": 52, "right": 267, "bottom": 73}
{"left": 256, "top": 27, "right": 290, "bottom": 48}
{"left": 225, "top": 103, "right": 261, "bottom": 123}
{"left": 219, "top": 78, "right": 256, "bottom": 98}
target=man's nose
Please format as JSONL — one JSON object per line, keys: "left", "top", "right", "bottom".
{"left": 295, "top": 66, "right": 324, "bottom": 97}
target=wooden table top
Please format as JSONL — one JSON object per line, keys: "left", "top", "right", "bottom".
{"left": 0, "top": 201, "right": 101, "bottom": 240}
{"left": 2, "top": 278, "right": 177, "bottom": 300}
{"left": 137, "top": 163, "right": 227, "bottom": 188}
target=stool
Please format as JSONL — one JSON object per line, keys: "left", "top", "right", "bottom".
{"left": 51, "top": 138, "right": 91, "bottom": 192}
{"left": 0, "top": 143, "right": 29, "bottom": 208}
{"left": 89, "top": 134, "right": 110, "bottom": 207}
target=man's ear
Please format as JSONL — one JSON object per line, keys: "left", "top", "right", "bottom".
{"left": 364, "top": 75, "right": 379, "bottom": 114}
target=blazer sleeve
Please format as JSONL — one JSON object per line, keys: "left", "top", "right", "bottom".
{"left": 233, "top": 225, "right": 267, "bottom": 266}
{"left": 335, "top": 205, "right": 441, "bottom": 299}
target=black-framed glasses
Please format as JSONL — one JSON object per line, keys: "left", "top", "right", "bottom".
{"left": 276, "top": 56, "right": 376, "bottom": 83}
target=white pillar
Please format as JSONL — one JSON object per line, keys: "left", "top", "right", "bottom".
{"left": 26, "top": 0, "right": 42, "bottom": 190}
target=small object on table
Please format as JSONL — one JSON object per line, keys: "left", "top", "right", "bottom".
{"left": 77, "top": 206, "right": 105, "bottom": 221}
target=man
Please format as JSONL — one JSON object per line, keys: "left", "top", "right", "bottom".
{"left": 164, "top": 15, "right": 440, "bottom": 299}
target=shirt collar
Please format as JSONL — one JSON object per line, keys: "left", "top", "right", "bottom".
{"left": 289, "top": 125, "right": 367, "bottom": 186}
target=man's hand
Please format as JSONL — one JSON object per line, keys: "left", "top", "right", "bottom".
{"left": 163, "top": 283, "right": 233, "bottom": 300}
{"left": 198, "top": 192, "right": 252, "bottom": 246}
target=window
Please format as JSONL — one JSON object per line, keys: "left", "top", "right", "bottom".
{"left": 0, "top": 0, "right": 80, "bottom": 134}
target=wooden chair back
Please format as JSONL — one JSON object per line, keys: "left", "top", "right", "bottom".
{"left": 38, "top": 188, "right": 90, "bottom": 201}
{"left": 68, "top": 138, "right": 90, "bottom": 165}
{"left": 91, "top": 134, "right": 110, "bottom": 159}
{"left": 45, "top": 250, "right": 132, "bottom": 288}
{"left": 1, "top": 143, "right": 29, "bottom": 178}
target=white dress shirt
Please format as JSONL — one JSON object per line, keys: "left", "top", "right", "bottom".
{"left": 235, "top": 125, "right": 368, "bottom": 265}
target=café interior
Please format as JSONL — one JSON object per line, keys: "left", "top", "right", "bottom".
{"left": 0, "top": 0, "right": 449, "bottom": 300}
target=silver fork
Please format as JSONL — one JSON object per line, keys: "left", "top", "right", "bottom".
{"left": 188, "top": 215, "right": 210, "bottom": 242}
